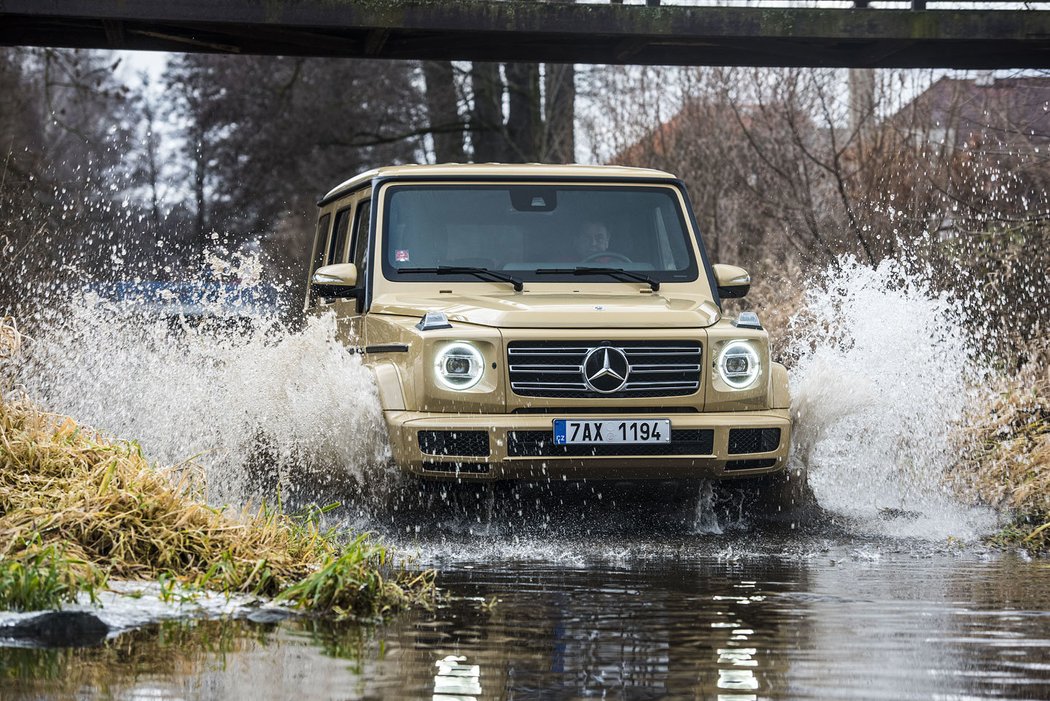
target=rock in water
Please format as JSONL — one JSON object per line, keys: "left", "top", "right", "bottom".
{"left": 0, "top": 611, "right": 109, "bottom": 647}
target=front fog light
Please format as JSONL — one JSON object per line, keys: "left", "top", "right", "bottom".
{"left": 435, "top": 342, "right": 484, "bottom": 390}
{"left": 718, "top": 340, "right": 761, "bottom": 389}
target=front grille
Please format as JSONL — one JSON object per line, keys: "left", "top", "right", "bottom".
{"left": 728, "top": 428, "right": 781, "bottom": 454}
{"left": 506, "top": 429, "right": 713, "bottom": 457}
{"left": 418, "top": 430, "right": 491, "bottom": 457}
{"left": 508, "top": 340, "right": 701, "bottom": 398}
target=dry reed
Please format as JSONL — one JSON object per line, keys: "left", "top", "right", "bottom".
{"left": 955, "top": 358, "right": 1050, "bottom": 551}
{"left": 0, "top": 394, "right": 434, "bottom": 613}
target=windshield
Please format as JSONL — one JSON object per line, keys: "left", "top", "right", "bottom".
{"left": 381, "top": 184, "right": 700, "bottom": 284}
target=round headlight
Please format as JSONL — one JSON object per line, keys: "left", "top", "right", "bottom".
{"left": 434, "top": 342, "right": 485, "bottom": 390}
{"left": 718, "top": 340, "right": 761, "bottom": 389}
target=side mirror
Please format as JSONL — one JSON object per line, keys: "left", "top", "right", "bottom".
{"left": 712, "top": 263, "right": 750, "bottom": 299}
{"left": 311, "top": 263, "right": 359, "bottom": 298}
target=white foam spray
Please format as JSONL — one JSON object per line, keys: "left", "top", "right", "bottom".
{"left": 12, "top": 251, "right": 390, "bottom": 505}
{"left": 786, "top": 256, "right": 998, "bottom": 540}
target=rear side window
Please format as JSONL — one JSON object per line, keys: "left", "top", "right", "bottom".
{"left": 327, "top": 207, "right": 353, "bottom": 265}
{"left": 311, "top": 213, "right": 332, "bottom": 279}
{"left": 351, "top": 200, "right": 371, "bottom": 272}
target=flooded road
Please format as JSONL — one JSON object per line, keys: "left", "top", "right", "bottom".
{"left": 3, "top": 530, "right": 1048, "bottom": 700}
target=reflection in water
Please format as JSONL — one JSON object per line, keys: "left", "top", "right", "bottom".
{"left": 434, "top": 655, "right": 482, "bottom": 700}
{"left": 1, "top": 545, "right": 1049, "bottom": 700}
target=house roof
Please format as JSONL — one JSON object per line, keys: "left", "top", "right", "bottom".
{"left": 895, "top": 76, "right": 1050, "bottom": 143}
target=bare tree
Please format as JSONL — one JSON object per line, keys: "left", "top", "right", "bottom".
{"left": 0, "top": 48, "right": 138, "bottom": 313}
{"left": 543, "top": 63, "right": 576, "bottom": 162}
{"left": 422, "top": 61, "right": 466, "bottom": 163}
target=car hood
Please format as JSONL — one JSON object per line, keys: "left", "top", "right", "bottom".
{"left": 371, "top": 292, "right": 721, "bottom": 329}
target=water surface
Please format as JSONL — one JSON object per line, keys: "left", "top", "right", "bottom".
{"left": 3, "top": 532, "right": 1047, "bottom": 701}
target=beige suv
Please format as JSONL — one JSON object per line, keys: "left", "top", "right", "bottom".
{"left": 307, "top": 164, "right": 791, "bottom": 481}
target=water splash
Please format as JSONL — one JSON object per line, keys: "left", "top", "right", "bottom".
{"left": 6, "top": 246, "right": 1004, "bottom": 544}
{"left": 692, "top": 481, "right": 723, "bottom": 535}
{"left": 787, "top": 256, "right": 998, "bottom": 540}
{"left": 12, "top": 251, "right": 390, "bottom": 505}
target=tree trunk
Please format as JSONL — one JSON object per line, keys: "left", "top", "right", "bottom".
{"left": 422, "top": 60, "right": 465, "bottom": 163}
{"left": 470, "top": 61, "right": 506, "bottom": 162}
{"left": 543, "top": 62, "right": 576, "bottom": 162}
{"left": 141, "top": 97, "right": 161, "bottom": 229}
{"left": 505, "top": 61, "right": 541, "bottom": 162}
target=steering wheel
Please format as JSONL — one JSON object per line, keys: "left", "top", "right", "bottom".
{"left": 581, "top": 251, "right": 633, "bottom": 265}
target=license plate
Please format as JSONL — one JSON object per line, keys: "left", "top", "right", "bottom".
{"left": 553, "top": 419, "right": 671, "bottom": 445}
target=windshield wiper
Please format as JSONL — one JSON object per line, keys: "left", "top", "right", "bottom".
{"left": 398, "top": 266, "right": 524, "bottom": 292}
{"left": 535, "top": 267, "right": 660, "bottom": 291}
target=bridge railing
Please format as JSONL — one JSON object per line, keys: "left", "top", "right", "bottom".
{"left": 2, "top": 0, "right": 1049, "bottom": 68}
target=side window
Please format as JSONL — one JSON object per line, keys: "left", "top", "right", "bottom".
{"left": 327, "top": 206, "right": 353, "bottom": 265}
{"left": 310, "top": 213, "right": 332, "bottom": 279}
{"left": 351, "top": 200, "right": 372, "bottom": 274}
{"left": 307, "top": 212, "right": 332, "bottom": 308}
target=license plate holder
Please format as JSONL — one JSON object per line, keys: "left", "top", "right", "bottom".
{"left": 553, "top": 419, "right": 671, "bottom": 445}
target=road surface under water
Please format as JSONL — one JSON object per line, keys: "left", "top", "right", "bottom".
{"left": 2, "top": 491, "right": 1048, "bottom": 701}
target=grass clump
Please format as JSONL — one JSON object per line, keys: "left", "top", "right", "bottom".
{"left": 0, "top": 314, "right": 433, "bottom": 614}
{"left": 277, "top": 534, "right": 435, "bottom": 618}
{"left": 956, "top": 363, "right": 1050, "bottom": 552}
{"left": 0, "top": 393, "right": 434, "bottom": 614}
{"left": 0, "top": 540, "right": 106, "bottom": 611}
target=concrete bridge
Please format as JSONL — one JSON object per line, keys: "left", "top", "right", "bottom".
{"left": 2, "top": 0, "right": 1049, "bottom": 68}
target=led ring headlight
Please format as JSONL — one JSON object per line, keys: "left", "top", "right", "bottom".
{"left": 434, "top": 342, "right": 484, "bottom": 390}
{"left": 718, "top": 340, "right": 761, "bottom": 389}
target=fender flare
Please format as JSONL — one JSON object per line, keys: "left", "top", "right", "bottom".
{"left": 371, "top": 362, "right": 407, "bottom": 411}
{"left": 771, "top": 362, "right": 791, "bottom": 409}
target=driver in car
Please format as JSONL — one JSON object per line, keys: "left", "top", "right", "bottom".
{"left": 573, "top": 222, "right": 621, "bottom": 265}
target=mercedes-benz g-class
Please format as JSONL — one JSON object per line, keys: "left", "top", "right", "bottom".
{"left": 307, "top": 164, "right": 791, "bottom": 481}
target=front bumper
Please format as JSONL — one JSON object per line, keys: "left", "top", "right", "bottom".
{"left": 384, "top": 410, "right": 792, "bottom": 481}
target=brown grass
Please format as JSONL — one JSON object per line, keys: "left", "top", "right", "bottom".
{"left": 0, "top": 394, "right": 435, "bottom": 613}
{"left": 954, "top": 353, "right": 1050, "bottom": 551}
{"left": 0, "top": 315, "right": 21, "bottom": 360}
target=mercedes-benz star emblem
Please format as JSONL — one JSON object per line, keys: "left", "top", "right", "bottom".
{"left": 582, "top": 346, "right": 630, "bottom": 393}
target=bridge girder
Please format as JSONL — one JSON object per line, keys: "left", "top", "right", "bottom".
{"left": 2, "top": 0, "right": 1049, "bottom": 68}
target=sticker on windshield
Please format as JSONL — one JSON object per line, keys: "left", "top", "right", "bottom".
{"left": 395, "top": 249, "right": 410, "bottom": 262}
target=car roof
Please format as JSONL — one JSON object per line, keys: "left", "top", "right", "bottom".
{"left": 319, "top": 163, "right": 679, "bottom": 205}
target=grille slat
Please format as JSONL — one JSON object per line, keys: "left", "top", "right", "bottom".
{"left": 508, "top": 340, "right": 702, "bottom": 399}
{"left": 508, "top": 348, "right": 586, "bottom": 355}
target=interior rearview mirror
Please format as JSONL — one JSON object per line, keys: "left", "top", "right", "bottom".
{"left": 712, "top": 263, "right": 750, "bottom": 299}
{"left": 311, "top": 263, "right": 359, "bottom": 298}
